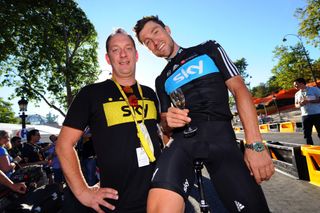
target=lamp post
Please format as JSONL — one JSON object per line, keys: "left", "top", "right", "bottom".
{"left": 272, "top": 95, "right": 281, "bottom": 122}
{"left": 282, "top": 34, "right": 318, "bottom": 87}
{"left": 18, "top": 97, "right": 28, "bottom": 139}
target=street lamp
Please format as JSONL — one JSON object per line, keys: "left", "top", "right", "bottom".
{"left": 282, "top": 34, "right": 318, "bottom": 87}
{"left": 272, "top": 95, "right": 281, "bottom": 122}
{"left": 18, "top": 97, "right": 28, "bottom": 129}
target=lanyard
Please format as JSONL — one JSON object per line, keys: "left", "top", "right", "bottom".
{"left": 112, "top": 78, "right": 155, "bottom": 162}
{"left": 112, "top": 78, "right": 145, "bottom": 123}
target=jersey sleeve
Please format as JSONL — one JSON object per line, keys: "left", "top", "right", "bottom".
{"left": 143, "top": 85, "right": 161, "bottom": 123}
{"left": 155, "top": 75, "right": 171, "bottom": 113}
{"left": 63, "top": 86, "right": 91, "bottom": 131}
{"left": 206, "top": 40, "right": 240, "bottom": 81}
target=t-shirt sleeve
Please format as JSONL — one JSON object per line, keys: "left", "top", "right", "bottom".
{"left": 313, "top": 87, "right": 320, "bottom": 97}
{"left": 63, "top": 86, "right": 91, "bottom": 131}
{"left": 0, "top": 147, "right": 6, "bottom": 156}
{"left": 206, "top": 40, "right": 240, "bottom": 81}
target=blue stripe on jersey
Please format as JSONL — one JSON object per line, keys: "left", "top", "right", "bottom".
{"left": 165, "top": 54, "right": 219, "bottom": 95}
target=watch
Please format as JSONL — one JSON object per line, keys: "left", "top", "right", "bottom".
{"left": 244, "top": 142, "right": 266, "bottom": 152}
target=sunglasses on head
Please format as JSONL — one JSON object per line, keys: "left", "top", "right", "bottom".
{"left": 123, "top": 86, "right": 138, "bottom": 107}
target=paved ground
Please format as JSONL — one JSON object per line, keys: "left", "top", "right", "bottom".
{"left": 188, "top": 170, "right": 320, "bottom": 213}
{"left": 187, "top": 132, "right": 320, "bottom": 213}
{"left": 262, "top": 171, "right": 320, "bottom": 213}
{"left": 236, "top": 132, "right": 320, "bottom": 145}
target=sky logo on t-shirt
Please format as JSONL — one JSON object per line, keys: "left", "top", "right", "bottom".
{"left": 165, "top": 54, "right": 218, "bottom": 95}
{"left": 103, "top": 99, "right": 157, "bottom": 126}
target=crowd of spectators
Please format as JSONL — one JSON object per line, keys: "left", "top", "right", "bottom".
{"left": 0, "top": 129, "right": 97, "bottom": 199}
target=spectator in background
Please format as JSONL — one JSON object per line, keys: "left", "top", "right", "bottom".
{"left": 47, "top": 134, "right": 64, "bottom": 191}
{"left": 81, "top": 130, "right": 98, "bottom": 186}
{"left": 21, "top": 129, "right": 55, "bottom": 183}
{"left": 0, "top": 130, "right": 16, "bottom": 178}
{"left": 21, "top": 129, "right": 48, "bottom": 165}
{"left": 8, "top": 136, "right": 24, "bottom": 164}
{"left": 294, "top": 77, "right": 320, "bottom": 145}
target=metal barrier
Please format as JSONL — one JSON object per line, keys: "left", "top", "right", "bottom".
{"left": 259, "top": 124, "right": 269, "bottom": 133}
{"left": 279, "top": 122, "right": 295, "bottom": 133}
{"left": 233, "top": 126, "right": 243, "bottom": 133}
{"left": 268, "top": 123, "right": 279, "bottom": 132}
{"left": 266, "top": 141, "right": 309, "bottom": 180}
{"left": 295, "top": 122, "right": 303, "bottom": 132}
{"left": 258, "top": 122, "right": 303, "bottom": 133}
{"left": 301, "top": 145, "right": 320, "bottom": 187}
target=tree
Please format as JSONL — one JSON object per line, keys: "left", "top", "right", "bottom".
{"left": 251, "top": 78, "right": 281, "bottom": 98}
{"left": 271, "top": 44, "right": 315, "bottom": 89}
{"left": 0, "top": 0, "right": 100, "bottom": 117}
{"left": 251, "top": 83, "right": 269, "bottom": 98}
{"left": 234, "top": 58, "right": 251, "bottom": 88}
{"left": 46, "top": 112, "right": 59, "bottom": 124}
{"left": 0, "top": 97, "right": 19, "bottom": 123}
{"left": 295, "top": 0, "right": 320, "bottom": 48}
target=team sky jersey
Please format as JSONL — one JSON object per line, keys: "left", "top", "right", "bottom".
{"left": 63, "top": 79, "right": 161, "bottom": 212}
{"left": 156, "top": 40, "right": 240, "bottom": 121}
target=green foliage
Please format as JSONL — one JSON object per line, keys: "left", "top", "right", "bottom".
{"left": 46, "top": 112, "right": 58, "bottom": 124}
{"left": 271, "top": 44, "right": 316, "bottom": 89}
{"left": 234, "top": 58, "right": 251, "bottom": 87}
{"left": 251, "top": 79, "right": 281, "bottom": 98}
{"left": 295, "top": 0, "right": 320, "bottom": 48}
{"left": 251, "top": 83, "right": 269, "bottom": 98}
{"left": 0, "top": 97, "right": 19, "bottom": 123}
{"left": 0, "top": 0, "right": 100, "bottom": 116}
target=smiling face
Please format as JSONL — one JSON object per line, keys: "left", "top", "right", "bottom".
{"left": 105, "top": 33, "right": 138, "bottom": 83}
{"left": 138, "top": 21, "right": 178, "bottom": 58}
{"left": 0, "top": 132, "right": 9, "bottom": 147}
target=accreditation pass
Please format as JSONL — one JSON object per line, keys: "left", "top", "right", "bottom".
{"left": 136, "top": 147, "right": 150, "bottom": 167}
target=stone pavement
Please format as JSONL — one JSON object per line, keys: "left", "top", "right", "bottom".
{"left": 187, "top": 169, "right": 320, "bottom": 213}
{"left": 261, "top": 170, "right": 320, "bottom": 213}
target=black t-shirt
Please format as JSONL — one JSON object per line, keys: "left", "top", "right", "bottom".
{"left": 21, "top": 143, "right": 44, "bottom": 163}
{"left": 63, "top": 79, "right": 161, "bottom": 212}
{"left": 156, "top": 40, "right": 239, "bottom": 121}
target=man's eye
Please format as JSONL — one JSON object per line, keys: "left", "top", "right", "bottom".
{"left": 112, "top": 48, "right": 119, "bottom": 53}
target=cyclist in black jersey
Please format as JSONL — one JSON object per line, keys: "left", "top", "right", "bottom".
{"left": 134, "top": 16, "right": 275, "bottom": 213}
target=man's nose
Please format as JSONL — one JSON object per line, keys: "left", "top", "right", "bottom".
{"left": 120, "top": 49, "right": 127, "bottom": 57}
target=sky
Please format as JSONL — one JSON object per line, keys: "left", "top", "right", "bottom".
{"left": 1, "top": 0, "right": 319, "bottom": 124}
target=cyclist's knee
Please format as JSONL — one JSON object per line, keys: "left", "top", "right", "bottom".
{"left": 147, "top": 188, "right": 184, "bottom": 213}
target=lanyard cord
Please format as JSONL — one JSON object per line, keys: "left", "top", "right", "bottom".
{"left": 112, "top": 78, "right": 145, "bottom": 124}
{"left": 112, "top": 78, "right": 155, "bottom": 162}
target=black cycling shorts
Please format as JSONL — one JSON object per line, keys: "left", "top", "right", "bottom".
{"left": 151, "top": 120, "right": 270, "bottom": 213}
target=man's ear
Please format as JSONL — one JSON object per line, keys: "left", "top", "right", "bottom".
{"left": 136, "top": 51, "right": 139, "bottom": 62}
{"left": 105, "top": 53, "right": 111, "bottom": 65}
{"left": 165, "top": 26, "right": 171, "bottom": 35}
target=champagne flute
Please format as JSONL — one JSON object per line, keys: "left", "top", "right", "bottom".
{"left": 169, "top": 88, "right": 198, "bottom": 138}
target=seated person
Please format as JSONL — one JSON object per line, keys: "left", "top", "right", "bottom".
{"left": 21, "top": 129, "right": 48, "bottom": 166}
{"left": 0, "top": 130, "right": 16, "bottom": 178}
{"left": 8, "top": 136, "right": 24, "bottom": 165}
